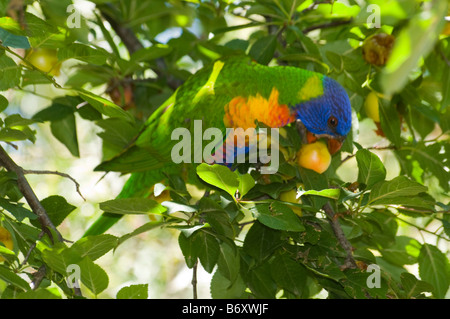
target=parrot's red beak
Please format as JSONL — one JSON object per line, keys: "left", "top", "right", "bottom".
{"left": 327, "top": 138, "right": 343, "bottom": 155}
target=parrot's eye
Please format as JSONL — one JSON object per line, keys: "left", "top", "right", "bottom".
{"left": 328, "top": 116, "right": 338, "bottom": 128}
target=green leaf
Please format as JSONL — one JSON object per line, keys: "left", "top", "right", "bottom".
{"left": 193, "top": 231, "right": 220, "bottom": 273}
{"left": 243, "top": 221, "right": 282, "bottom": 262}
{"left": 343, "top": 268, "right": 388, "bottom": 299}
{"left": 0, "top": 128, "right": 29, "bottom": 142}
{"left": 376, "top": 194, "right": 436, "bottom": 211}
{"left": 41, "top": 243, "right": 80, "bottom": 275}
{"left": 217, "top": 242, "right": 240, "bottom": 283}
{"left": 0, "top": 27, "right": 30, "bottom": 49}
{"left": 400, "top": 273, "right": 434, "bottom": 299}
{"left": 251, "top": 202, "right": 305, "bottom": 232}
{"left": 16, "top": 288, "right": 60, "bottom": 299}
{"left": 242, "top": 261, "right": 277, "bottom": 298}
{"left": 0, "top": 198, "right": 36, "bottom": 222}
{"left": 196, "top": 164, "right": 239, "bottom": 197}
{"left": 368, "top": 176, "right": 428, "bottom": 206}
{"left": 298, "top": 188, "right": 341, "bottom": 200}
{"left": 253, "top": 181, "right": 296, "bottom": 199}
{"left": 50, "top": 113, "right": 79, "bottom": 157}
{"left": 178, "top": 232, "right": 198, "bottom": 268}
{"left": 0, "top": 265, "right": 29, "bottom": 291}
{"left": 249, "top": 35, "right": 277, "bottom": 65}
{"left": 418, "top": 244, "right": 450, "bottom": 298}
{"left": 0, "top": 54, "right": 21, "bottom": 91}
{"left": 177, "top": 225, "right": 205, "bottom": 238}
{"left": 237, "top": 173, "right": 255, "bottom": 198}
{"left": 4, "top": 114, "right": 36, "bottom": 127}
{"left": 409, "top": 142, "right": 450, "bottom": 192}
{"left": 96, "top": 118, "right": 140, "bottom": 161}
{"left": 270, "top": 254, "right": 307, "bottom": 297}
{"left": 40, "top": 195, "right": 76, "bottom": 227}
{"left": 161, "top": 201, "right": 196, "bottom": 214}
{"left": 365, "top": 211, "right": 398, "bottom": 248}
{"left": 22, "top": 12, "right": 60, "bottom": 44}
{"left": 0, "top": 94, "right": 8, "bottom": 112}
{"left": 78, "top": 90, "right": 135, "bottom": 123}
{"left": 210, "top": 269, "right": 246, "bottom": 299}
{"left": 77, "top": 103, "right": 102, "bottom": 121}
{"left": 99, "top": 198, "right": 166, "bottom": 215}
{"left": 356, "top": 149, "right": 386, "bottom": 189}
{"left": 78, "top": 257, "right": 109, "bottom": 295}
{"left": 380, "top": 236, "right": 421, "bottom": 266}
{"left": 379, "top": 98, "right": 402, "bottom": 147}
{"left": 32, "top": 96, "right": 80, "bottom": 122}
{"left": 58, "top": 43, "right": 109, "bottom": 64}
{"left": 200, "top": 197, "right": 235, "bottom": 239}
{"left": 116, "top": 284, "right": 148, "bottom": 299}
{"left": 71, "top": 234, "right": 118, "bottom": 261}
{"left": 0, "top": 244, "right": 15, "bottom": 262}
{"left": 297, "top": 167, "right": 329, "bottom": 208}
{"left": 325, "top": 51, "right": 342, "bottom": 70}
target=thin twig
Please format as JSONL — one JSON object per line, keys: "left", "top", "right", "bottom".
{"left": 322, "top": 202, "right": 356, "bottom": 269}
{"left": 192, "top": 260, "right": 198, "bottom": 299}
{"left": 0, "top": 145, "right": 63, "bottom": 242}
{"left": 392, "top": 212, "right": 450, "bottom": 242}
{"left": 23, "top": 169, "right": 86, "bottom": 201}
{"left": 20, "top": 231, "right": 45, "bottom": 269}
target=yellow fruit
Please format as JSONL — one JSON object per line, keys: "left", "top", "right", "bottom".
{"left": 26, "top": 48, "right": 61, "bottom": 76}
{"left": 0, "top": 226, "right": 13, "bottom": 262}
{"left": 364, "top": 91, "right": 380, "bottom": 123}
{"left": 296, "top": 141, "right": 331, "bottom": 174}
{"left": 279, "top": 189, "right": 302, "bottom": 216}
{"left": 362, "top": 33, "right": 395, "bottom": 66}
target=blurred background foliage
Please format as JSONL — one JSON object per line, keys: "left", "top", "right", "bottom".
{"left": 0, "top": 0, "right": 449, "bottom": 298}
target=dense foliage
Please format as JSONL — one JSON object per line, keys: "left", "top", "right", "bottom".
{"left": 0, "top": 0, "right": 449, "bottom": 299}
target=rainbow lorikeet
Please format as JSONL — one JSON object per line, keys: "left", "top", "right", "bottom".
{"left": 84, "top": 56, "right": 352, "bottom": 236}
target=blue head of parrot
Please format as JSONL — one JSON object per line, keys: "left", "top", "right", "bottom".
{"left": 294, "top": 76, "right": 352, "bottom": 154}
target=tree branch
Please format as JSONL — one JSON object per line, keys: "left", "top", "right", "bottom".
{"left": 23, "top": 169, "right": 86, "bottom": 201}
{"left": 0, "top": 146, "right": 63, "bottom": 243}
{"left": 99, "top": 9, "right": 143, "bottom": 55}
{"left": 192, "top": 260, "right": 198, "bottom": 299}
{"left": 98, "top": 7, "right": 182, "bottom": 91}
{"left": 322, "top": 202, "right": 356, "bottom": 269}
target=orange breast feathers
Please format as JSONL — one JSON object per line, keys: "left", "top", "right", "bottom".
{"left": 223, "top": 87, "right": 296, "bottom": 129}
